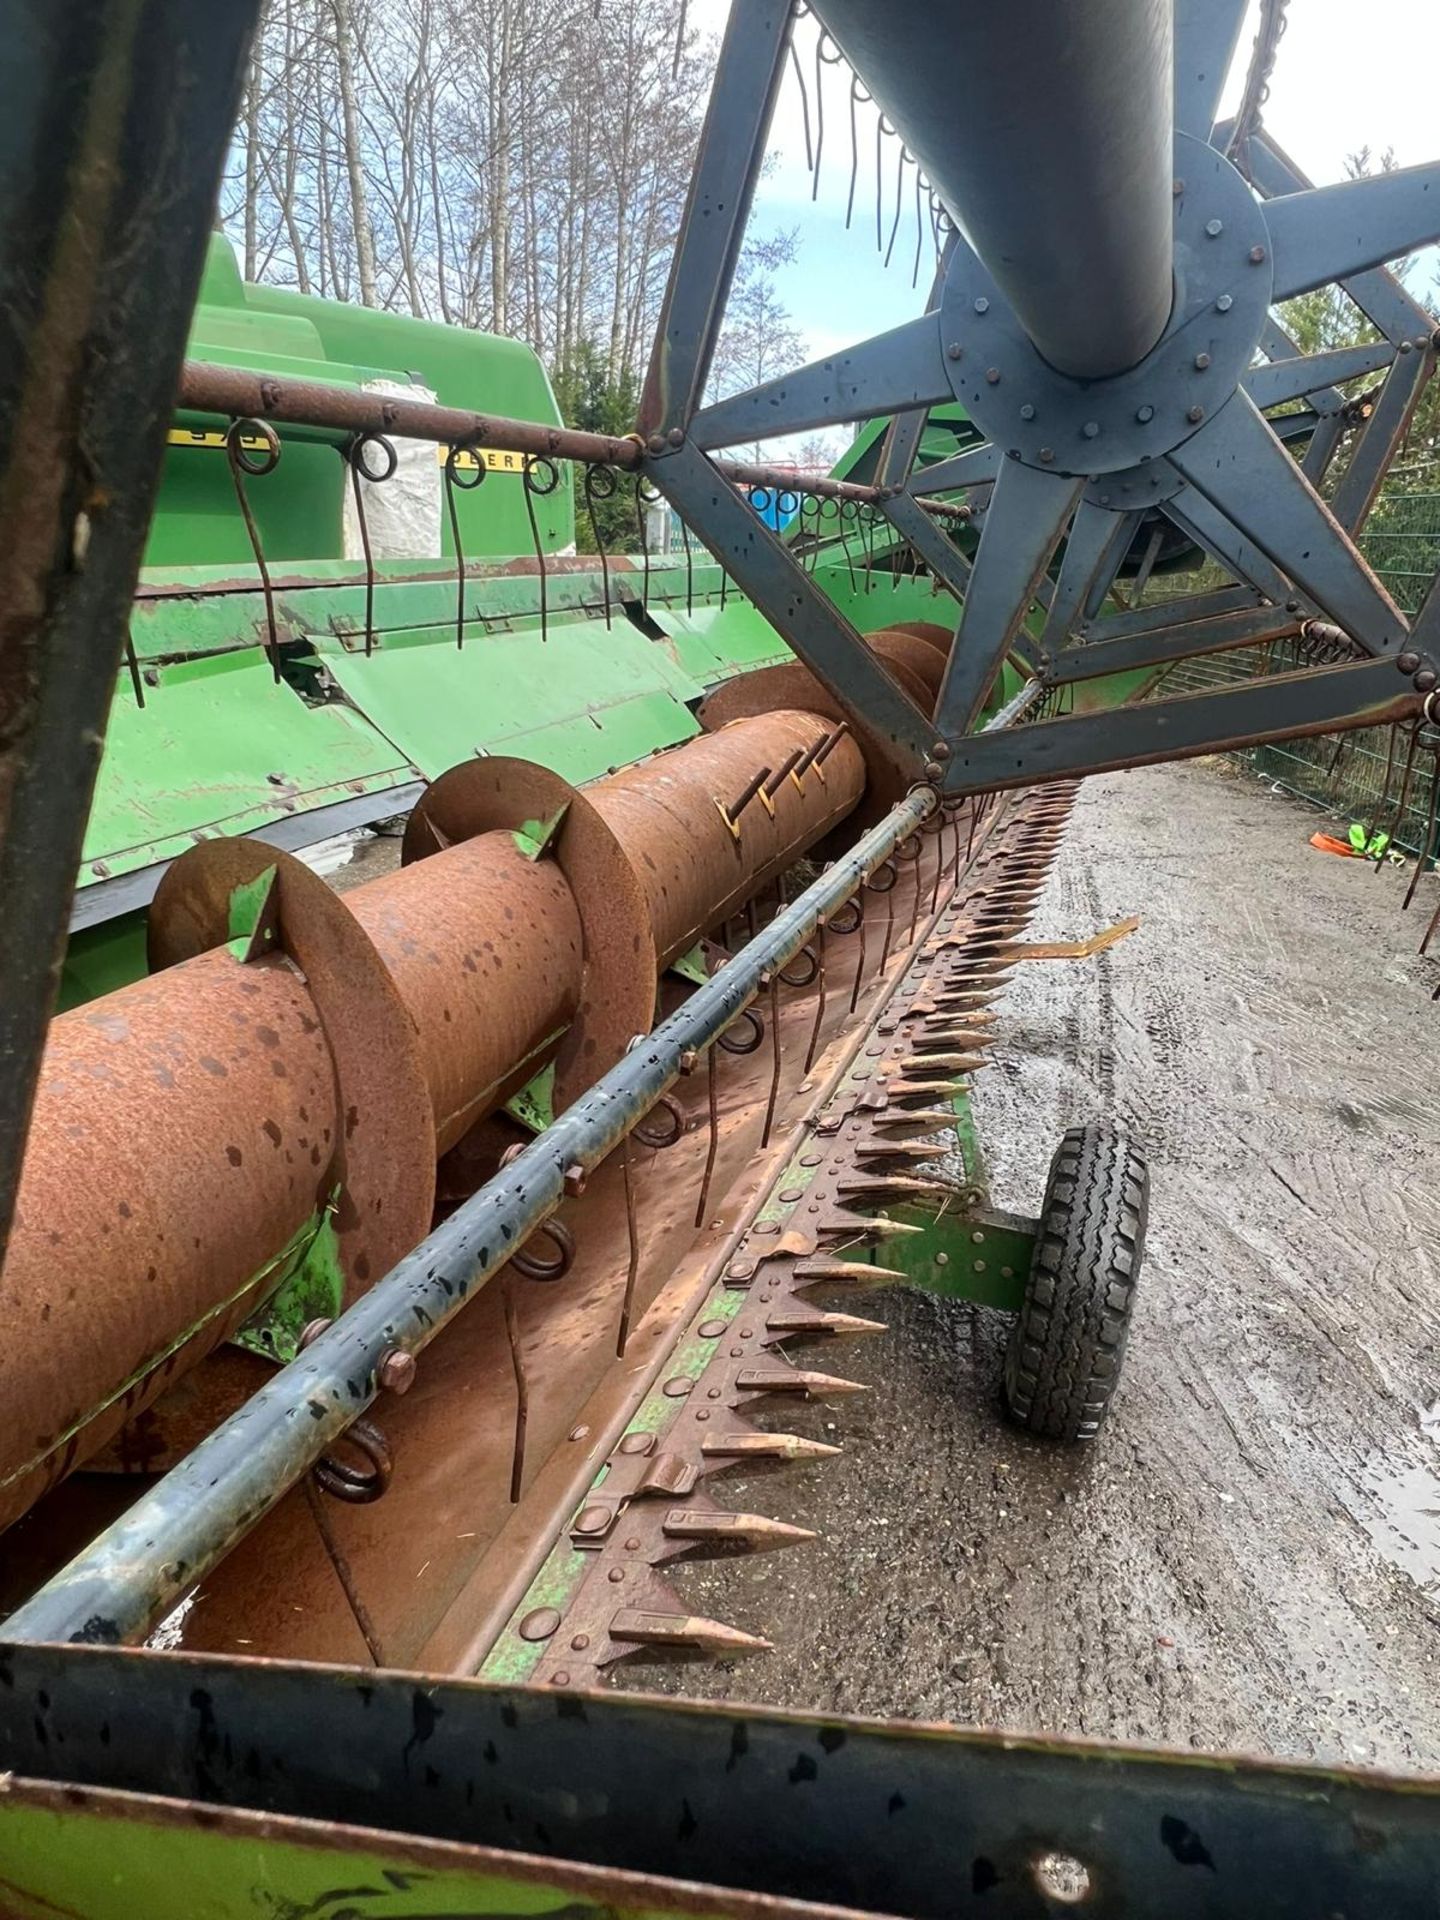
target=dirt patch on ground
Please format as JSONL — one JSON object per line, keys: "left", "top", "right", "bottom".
{"left": 641, "top": 759, "right": 1440, "bottom": 1773}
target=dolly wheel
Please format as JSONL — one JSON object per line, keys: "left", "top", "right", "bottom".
{"left": 1003, "top": 1124, "right": 1148, "bottom": 1444}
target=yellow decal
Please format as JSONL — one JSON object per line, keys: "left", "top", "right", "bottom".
{"left": 166, "top": 430, "right": 526, "bottom": 475}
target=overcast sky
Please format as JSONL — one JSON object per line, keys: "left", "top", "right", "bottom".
{"left": 689, "top": 1, "right": 1439, "bottom": 391}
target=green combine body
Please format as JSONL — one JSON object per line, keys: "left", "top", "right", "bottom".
{"left": 66, "top": 235, "right": 971, "bottom": 1006}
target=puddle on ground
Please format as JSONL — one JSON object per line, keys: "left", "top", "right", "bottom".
{"left": 1348, "top": 1455, "right": 1440, "bottom": 1599}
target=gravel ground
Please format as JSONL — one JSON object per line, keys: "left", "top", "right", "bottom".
{"left": 643, "top": 758, "right": 1440, "bottom": 1773}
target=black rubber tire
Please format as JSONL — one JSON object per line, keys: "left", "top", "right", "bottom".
{"left": 1003, "top": 1124, "right": 1148, "bottom": 1443}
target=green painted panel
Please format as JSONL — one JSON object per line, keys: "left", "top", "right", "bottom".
{"left": 316, "top": 617, "right": 705, "bottom": 786}
{"left": 82, "top": 650, "right": 416, "bottom": 883}
{"left": 56, "top": 915, "right": 148, "bottom": 1013}
{"left": 883, "top": 1202, "right": 1036, "bottom": 1312}
{"left": 645, "top": 599, "right": 792, "bottom": 683}
{"left": 0, "top": 1789, "right": 697, "bottom": 1920}
{"left": 148, "top": 234, "right": 573, "bottom": 571}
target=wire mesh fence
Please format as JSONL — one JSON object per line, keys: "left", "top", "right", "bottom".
{"left": 1140, "top": 479, "right": 1440, "bottom": 866}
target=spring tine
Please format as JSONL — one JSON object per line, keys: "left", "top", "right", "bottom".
{"left": 878, "top": 868, "right": 897, "bottom": 972}
{"left": 804, "top": 919, "right": 828, "bottom": 1075}
{"left": 811, "top": 28, "right": 827, "bottom": 200}
{"left": 694, "top": 1043, "right": 720, "bottom": 1230}
{"left": 583, "top": 465, "right": 613, "bottom": 631}
{"left": 874, "top": 110, "right": 885, "bottom": 252}
{"left": 1378, "top": 718, "right": 1421, "bottom": 872}
{"left": 616, "top": 1130, "right": 641, "bottom": 1358}
{"left": 345, "top": 446, "right": 378, "bottom": 659}
{"left": 884, "top": 140, "right": 906, "bottom": 269}
{"left": 761, "top": 971, "right": 783, "bottom": 1149}
{"left": 1420, "top": 885, "right": 1440, "bottom": 957}
{"left": 788, "top": 35, "right": 813, "bottom": 174}
{"left": 301, "top": 1477, "right": 386, "bottom": 1666}
{"left": 1404, "top": 750, "right": 1440, "bottom": 912}
{"left": 504, "top": 1273, "right": 529, "bottom": 1504}
{"left": 226, "top": 423, "right": 282, "bottom": 680}
{"left": 443, "top": 448, "right": 470, "bottom": 649}
{"left": 522, "top": 456, "right": 550, "bottom": 644}
{"left": 848, "top": 889, "right": 869, "bottom": 1014}
{"left": 635, "top": 475, "right": 652, "bottom": 610}
{"left": 845, "top": 71, "right": 861, "bottom": 226}
{"left": 123, "top": 631, "right": 146, "bottom": 710}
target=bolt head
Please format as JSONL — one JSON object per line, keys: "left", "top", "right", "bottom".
{"left": 646, "top": 433, "right": 665, "bottom": 453}
{"left": 1415, "top": 667, "right": 1438, "bottom": 693}
{"left": 923, "top": 761, "right": 943, "bottom": 783}
{"left": 1400, "top": 338, "right": 1414, "bottom": 354}
{"left": 1019, "top": 402, "right": 1036, "bottom": 421}
{"left": 932, "top": 739, "right": 951, "bottom": 760}
{"left": 973, "top": 296, "right": 990, "bottom": 314}
{"left": 1082, "top": 420, "right": 1100, "bottom": 439}
{"left": 1397, "top": 651, "right": 1422, "bottom": 674}
{"left": 563, "top": 1162, "right": 587, "bottom": 1198}
{"left": 1173, "top": 178, "right": 1185, "bottom": 196}
{"left": 985, "top": 366, "right": 1001, "bottom": 384}
{"left": 1135, "top": 404, "right": 1155, "bottom": 424}
{"left": 1216, "top": 293, "right": 1234, "bottom": 313}
{"left": 1186, "top": 405, "right": 1206, "bottom": 424}
{"left": 666, "top": 426, "right": 684, "bottom": 447}
{"left": 1038, "top": 447, "right": 1055, "bottom": 464}
{"left": 946, "top": 341, "right": 964, "bottom": 360}
{"left": 678, "top": 1046, "right": 699, "bottom": 1076}
{"left": 378, "top": 1347, "right": 416, "bottom": 1395}
{"left": 1249, "top": 245, "right": 1266, "bottom": 264}
{"left": 1204, "top": 218, "right": 1223, "bottom": 237}
{"left": 1194, "top": 352, "right": 1211, "bottom": 370}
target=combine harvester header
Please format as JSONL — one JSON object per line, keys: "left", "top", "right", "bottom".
{"left": 2, "top": 1, "right": 1439, "bottom": 1913}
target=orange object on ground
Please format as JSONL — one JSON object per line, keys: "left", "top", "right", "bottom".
{"left": 1309, "top": 831, "right": 1356, "bottom": 857}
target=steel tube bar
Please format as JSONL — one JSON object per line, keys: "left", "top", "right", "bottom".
{"left": 811, "top": 0, "right": 1176, "bottom": 379}
{"left": 3, "top": 786, "right": 934, "bottom": 1647}
{"left": 941, "top": 658, "right": 1418, "bottom": 796}
{"left": 1048, "top": 606, "right": 1303, "bottom": 685}
{"left": 179, "top": 361, "right": 970, "bottom": 520}
{"left": 0, "top": 1, "right": 261, "bottom": 1269}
